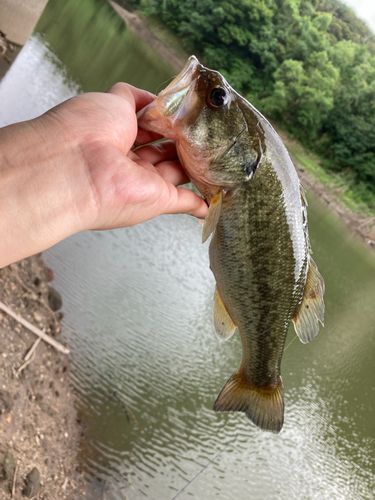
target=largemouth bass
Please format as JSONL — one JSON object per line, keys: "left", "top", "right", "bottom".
{"left": 138, "top": 56, "right": 325, "bottom": 433}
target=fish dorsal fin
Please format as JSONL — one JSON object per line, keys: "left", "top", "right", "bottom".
{"left": 292, "top": 257, "right": 325, "bottom": 344}
{"left": 202, "top": 190, "right": 223, "bottom": 243}
{"left": 213, "top": 286, "right": 237, "bottom": 341}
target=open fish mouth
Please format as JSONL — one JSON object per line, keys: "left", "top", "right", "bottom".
{"left": 158, "top": 56, "right": 200, "bottom": 117}
{"left": 137, "top": 56, "right": 201, "bottom": 127}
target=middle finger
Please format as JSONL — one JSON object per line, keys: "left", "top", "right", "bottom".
{"left": 155, "top": 160, "right": 190, "bottom": 186}
{"left": 135, "top": 140, "right": 178, "bottom": 165}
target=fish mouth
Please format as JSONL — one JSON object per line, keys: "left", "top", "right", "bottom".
{"left": 158, "top": 55, "right": 200, "bottom": 117}
{"left": 137, "top": 56, "right": 201, "bottom": 131}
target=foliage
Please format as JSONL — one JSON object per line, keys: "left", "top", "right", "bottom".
{"left": 130, "top": 0, "right": 375, "bottom": 195}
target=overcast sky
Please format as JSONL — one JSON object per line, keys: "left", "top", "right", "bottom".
{"left": 343, "top": 0, "right": 375, "bottom": 34}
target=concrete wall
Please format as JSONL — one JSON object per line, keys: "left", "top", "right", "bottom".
{"left": 0, "top": 0, "right": 49, "bottom": 45}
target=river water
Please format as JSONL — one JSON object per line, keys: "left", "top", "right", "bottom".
{"left": 1, "top": 1, "right": 375, "bottom": 498}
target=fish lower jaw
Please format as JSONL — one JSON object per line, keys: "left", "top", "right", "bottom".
{"left": 137, "top": 106, "right": 180, "bottom": 141}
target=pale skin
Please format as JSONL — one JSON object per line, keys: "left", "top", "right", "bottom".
{"left": 0, "top": 83, "right": 208, "bottom": 268}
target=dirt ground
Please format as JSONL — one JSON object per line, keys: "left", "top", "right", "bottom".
{"left": 0, "top": 255, "right": 85, "bottom": 500}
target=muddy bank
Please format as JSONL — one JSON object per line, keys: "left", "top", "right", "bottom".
{"left": 0, "top": 255, "right": 85, "bottom": 499}
{"left": 111, "top": 1, "right": 375, "bottom": 252}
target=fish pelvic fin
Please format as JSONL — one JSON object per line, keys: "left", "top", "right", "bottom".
{"left": 292, "top": 257, "right": 325, "bottom": 344}
{"left": 213, "top": 286, "right": 237, "bottom": 341}
{"left": 213, "top": 371, "right": 284, "bottom": 433}
{"left": 202, "top": 190, "right": 223, "bottom": 243}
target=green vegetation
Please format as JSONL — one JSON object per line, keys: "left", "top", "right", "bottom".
{"left": 280, "top": 126, "right": 375, "bottom": 214}
{"left": 127, "top": 0, "right": 375, "bottom": 209}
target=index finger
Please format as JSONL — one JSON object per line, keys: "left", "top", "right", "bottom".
{"left": 107, "top": 82, "right": 163, "bottom": 146}
{"left": 107, "top": 82, "right": 156, "bottom": 112}
{"left": 134, "top": 129, "right": 164, "bottom": 148}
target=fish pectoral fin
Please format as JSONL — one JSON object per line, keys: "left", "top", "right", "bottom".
{"left": 214, "top": 372, "right": 284, "bottom": 434}
{"left": 213, "top": 286, "right": 237, "bottom": 341}
{"left": 292, "top": 257, "right": 325, "bottom": 344}
{"left": 202, "top": 190, "right": 223, "bottom": 243}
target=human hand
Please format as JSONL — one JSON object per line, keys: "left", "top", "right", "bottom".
{"left": 48, "top": 83, "right": 208, "bottom": 229}
{"left": 0, "top": 84, "right": 208, "bottom": 267}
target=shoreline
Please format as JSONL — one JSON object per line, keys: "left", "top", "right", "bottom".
{"left": 111, "top": 1, "right": 375, "bottom": 252}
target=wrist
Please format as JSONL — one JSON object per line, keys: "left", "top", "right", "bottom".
{"left": 0, "top": 115, "right": 94, "bottom": 267}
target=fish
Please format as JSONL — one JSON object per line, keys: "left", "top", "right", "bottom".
{"left": 137, "top": 56, "right": 325, "bottom": 433}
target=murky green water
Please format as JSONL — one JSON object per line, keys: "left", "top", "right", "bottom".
{"left": 1, "top": 0, "right": 375, "bottom": 498}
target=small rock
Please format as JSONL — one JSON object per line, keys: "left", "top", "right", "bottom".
{"left": 22, "top": 467, "right": 40, "bottom": 498}
{"left": 0, "top": 390, "right": 13, "bottom": 414}
{"left": 33, "top": 311, "right": 43, "bottom": 323}
{"left": 47, "top": 287, "right": 62, "bottom": 311}
{"left": 45, "top": 266, "right": 54, "bottom": 282}
{"left": 3, "top": 448, "right": 16, "bottom": 480}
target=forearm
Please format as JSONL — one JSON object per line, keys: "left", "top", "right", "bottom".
{"left": 0, "top": 86, "right": 208, "bottom": 269}
{"left": 0, "top": 116, "right": 93, "bottom": 268}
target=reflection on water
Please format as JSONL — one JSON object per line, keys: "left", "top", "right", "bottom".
{"left": 43, "top": 211, "right": 375, "bottom": 500}
{"left": 35, "top": 0, "right": 176, "bottom": 93}
{"left": 1, "top": 0, "right": 375, "bottom": 498}
{"left": 0, "top": 35, "right": 79, "bottom": 126}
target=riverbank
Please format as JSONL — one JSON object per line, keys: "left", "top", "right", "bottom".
{"left": 0, "top": 255, "right": 85, "bottom": 499}
{"left": 111, "top": 0, "right": 375, "bottom": 251}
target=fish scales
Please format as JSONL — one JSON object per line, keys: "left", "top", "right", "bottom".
{"left": 137, "top": 56, "right": 325, "bottom": 433}
{"left": 210, "top": 160, "right": 307, "bottom": 388}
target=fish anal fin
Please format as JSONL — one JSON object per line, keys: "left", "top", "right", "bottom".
{"left": 214, "top": 371, "right": 284, "bottom": 433}
{"left": 292, "top": 257, "right": 325, "bottom": 344}
{"left": 213, "top": 286, "right": 237, "bottom": 341}
{"left": 202, "top": 190, "right": 223, "bottom": 243}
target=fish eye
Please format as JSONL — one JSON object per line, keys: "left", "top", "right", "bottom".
{"left": 209, "top": 87, "right": 227, "bottom": 107}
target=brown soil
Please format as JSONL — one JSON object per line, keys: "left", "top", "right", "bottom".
{"left": 0, "top": 255, "right": 85, "bottom": 500}
{"left": 110, "top": 1, "right": 375, "bottom": 253}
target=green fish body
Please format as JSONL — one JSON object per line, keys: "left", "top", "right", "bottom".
{"left": 138, "top": 56, "right": 325, "bottom": 433}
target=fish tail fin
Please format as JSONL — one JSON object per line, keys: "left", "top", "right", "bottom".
{"left": 213, "top": 371, "right": 284, "bottom": 433}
